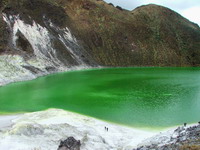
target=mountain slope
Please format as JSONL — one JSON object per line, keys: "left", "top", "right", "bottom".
{"left": 0, "top": 0, "right": 200, "bottom": 84}
{"left": 131, "top": 4, "right": 200, "bottom": 66}
{"left": 59, "top": 0, "right": 200, "bottom": 66}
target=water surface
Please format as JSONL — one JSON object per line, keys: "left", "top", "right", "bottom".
{"left": 0, "top": 67, "right": 200, "bottom": 128}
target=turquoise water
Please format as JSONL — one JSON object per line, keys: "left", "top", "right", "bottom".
{"left": 0, "top": 67, "right": 200, "bottom": 128}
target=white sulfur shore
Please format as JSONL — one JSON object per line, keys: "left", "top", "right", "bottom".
{"left": 0, "top": 13, "right": 98, "bottom": 87}
{"left": 0, "top": 56, "right": 93, "bottom": 87}
{"left": 0, "top": 115, "right": 21, "bottom": 129}
{"left": 0, "top": 109, "right": 158, "bottom": 150}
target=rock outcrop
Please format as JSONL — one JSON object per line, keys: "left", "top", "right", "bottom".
{"left": 135, "top": 124, "right": 200, "bottom": 150}
{"left": 58, "top": 137, "right": 81, "bottom": 150}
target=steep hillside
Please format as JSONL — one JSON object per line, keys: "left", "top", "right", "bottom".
{"left": 0, "top": 0, "right": 200, "bottom": 84}
{"left": 131, "top": 4, "right": 200, "bottom": 66}
{"left": 59, "top": 0, "right": 200, "bottom": 66}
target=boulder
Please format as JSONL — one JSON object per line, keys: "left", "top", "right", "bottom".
{"left": 116, "top": 6, "right": 123, "bottom": 11}
{"left": 58, "top": 137, "right": 81, "bottom": 150}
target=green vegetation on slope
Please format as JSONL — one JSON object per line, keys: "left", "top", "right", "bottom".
{"left": 0, "top": 0, "right": 200, "bottom": 66}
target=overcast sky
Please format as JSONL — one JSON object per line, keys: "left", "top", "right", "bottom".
{"left": 104, "top": 0, "right": 200, "bottom": 26}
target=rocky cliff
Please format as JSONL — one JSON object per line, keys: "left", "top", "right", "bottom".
{"left": 0, "top": 0, "right": 200, "bottom": 85}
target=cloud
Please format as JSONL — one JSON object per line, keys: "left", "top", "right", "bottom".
{"left": 105, "top": 0, "right": 200, "bottom": 11}
{"left": 181, "top": 6, "right": 200, "bottom": 25}
{"left": 142, "top": 0, "right": 200, "bottom": 10}
{"left": 104, "top": 0, "right": 200, "bottom": 25}
{"left": 104, "top": 0, "right": 141, "bottom": 10}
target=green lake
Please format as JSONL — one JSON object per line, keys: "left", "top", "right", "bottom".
{"left": 0, "top": 67, "right": 200, "bottom": 128}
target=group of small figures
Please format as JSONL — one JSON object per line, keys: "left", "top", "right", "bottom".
{"left": 104, "top": 126, "right": 109, "bottom": 131}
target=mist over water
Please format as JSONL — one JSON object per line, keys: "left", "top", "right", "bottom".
{"left": 0, "top": 67, "right": 200, "bottom": 128}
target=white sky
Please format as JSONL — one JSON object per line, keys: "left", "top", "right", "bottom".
{"left": 104, "top": 0, "right": 200, "bottom": 26}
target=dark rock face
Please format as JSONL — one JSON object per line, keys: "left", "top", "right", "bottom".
{"left": 108, "top": 3, "right": 114, "bottom": 7}
{"left": 22, "top": 65, "right": 44, "bottom": 74}
{"left": 116, "top": 6, "right": 123, "bottom": 11}
{"left": 0, "top": 13, "right": 10, "bottom": 53}
{"left": 15, "top": 31, "right": 34, "bottom": 56}
{"left": 58, "top": 137, "right": 81, "bottom": 150}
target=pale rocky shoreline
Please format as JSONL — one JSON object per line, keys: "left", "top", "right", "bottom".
{"left": 0, "top": 109, "right": 199, "bottom": 150}
{"left": 135, "top": 123, "right": 200, "bottom": 150}
{"left": 0, "top": 64, "right": 97, "bottom": 87}
{"left": 0, "top": 109, "right": 157, "bottom": 150}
